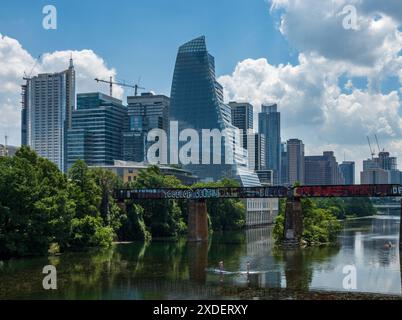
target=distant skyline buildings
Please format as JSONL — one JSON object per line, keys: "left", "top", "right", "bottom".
{"left": 21, "top": 58, "right": 75, "bottom": 172}
{"left": 14, "top": 36, "right": 399, "bottom": 187}
{"left": 360, "top": 149, "right": 401, "bottom": 185}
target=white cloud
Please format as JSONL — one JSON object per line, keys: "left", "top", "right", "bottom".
{"left": 220, "top": 0, "right": 402, "bottom": 180}
{"left": 0, "top": 33, "right": 123, "bottom": 146}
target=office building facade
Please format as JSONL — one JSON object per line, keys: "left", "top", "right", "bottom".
{"left": 287, "top": 139, "right": 305, "bottom": 185}
{"left": 258, "top": 104, "right": 281, "bottom": 185}
{"left": 123, "top": 92, "right": 169, "bottom": 163}
{"left": 280, "top": 142, "right": 288, "bottom": 185}
{"left": 339, "top": 161, "right": 355, "bottom": 185}
{"left": 229, "top": 102, "right": 253, "bottom": 149}
{"left": 67, "top": 92, "right": 126, "bottom": 169}
{"left": 247, "top": 133, "right": 265, "bottom": 171}
{"left": 305, "top": 151, "right": 344, "bottom": 185}
{"left": 361, "top": 168, "right": 390, "bottom": 184}
{"left": 21, "top": 58, "right": 75, "bottom": 172}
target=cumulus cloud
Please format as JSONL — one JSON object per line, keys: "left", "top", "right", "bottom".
{"left": 0, "top": 33, "right": 123, "bottom": 146}
{"left": 269, "top": 0, "right": 402, "bottom": 84}
{"left": 219, "top": 0, "right": 402, "bottom": 180}
{"left": 219, "top": 55, "right": 402, "bottom": 144}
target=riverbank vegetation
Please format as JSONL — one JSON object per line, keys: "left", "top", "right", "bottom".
{"left": 273, "top": 196, "right": 377, "bottom": 246}
{"left": 0, "top": 147, "right": 246, "bottom": 258}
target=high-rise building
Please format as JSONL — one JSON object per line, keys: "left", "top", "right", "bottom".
{"left": 0, "top": 145, "right": 18, "bottom": 157}
{"left": 123, "top": 92, "right": 169, "bottom": 163}
{"left": 361, "top": 150, "right": 398, "bottom": 184}
{"left": 287, "top": 139, "right": 304, "bottom": 185}
{"left": 256, "top": 170, "right": 274, "bottom": 186}
{"left": 67, "top": 92, "right": 126, "bottom": 169}
{"left": 169, "top": 36, "right": 260, "bottom": 186}
{"left": 361, "top": 169, "right": 390, "bottom": 184}
{"left": 280, "top": 142, "right": 288, "bottom": 185}
{"left": 378, "top": 152, "right": 397, "bottom": 171}
{"left": 305, "top": 151, "right": 344, "bottom": 185}
{"left": 339, "top": 161, "right": 355, "bottom": 185}
{"left": 21, "top": 58, "right": 75, "bottom": 172}
{"left": 258, "top": 104, "right": 281, "bottom": 185}
{"left": 229, "top": 102, "right": 253, "bottom": 149}
{"left": 247, "top": 133, "right": 265, "bottom": 171}
{"left": 389, "top": 169, "right": 402, "bottom": 184}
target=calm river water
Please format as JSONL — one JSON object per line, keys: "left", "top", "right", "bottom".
{"left": 0, "top": 215, "right": 401, "bottom": 299}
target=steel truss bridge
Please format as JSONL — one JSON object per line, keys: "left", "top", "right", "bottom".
{"left": 114, "top": 184, "right": 402, "bottom": 246}
{"left": 114, "top": 184, "right": 402, "bottom": 201}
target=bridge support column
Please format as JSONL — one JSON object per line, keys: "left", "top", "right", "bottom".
{"left": 400, "top": 199, "right": 402, "bottom": 248}
{"left": 283, "top": 197, "right": 303, "bottom": 247}
{"left": 188, "top": 199, "right": 208, "bottom": 242}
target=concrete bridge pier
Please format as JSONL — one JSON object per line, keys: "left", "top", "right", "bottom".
{"left": 188, "top": 199, "right": 209, "bottom": 242}
{"left": 283, "top": 197, "right": 303, "bottom": 247}
{"left": 400, "top": 199, "right": 402, "bottom": 248}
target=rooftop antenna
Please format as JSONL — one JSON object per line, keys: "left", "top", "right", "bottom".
{"left": 4, "top": 133, "right": 8, "bottom": 157}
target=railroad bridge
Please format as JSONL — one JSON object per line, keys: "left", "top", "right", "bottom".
{"left": 114, "top": 184, "right": 402, "bottom": 247}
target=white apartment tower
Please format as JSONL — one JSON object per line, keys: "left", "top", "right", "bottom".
{"left": 21, "top": 58, "right": 76, "bottom": 172}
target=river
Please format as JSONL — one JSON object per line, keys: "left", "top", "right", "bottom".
{"left": 0, "top": 215, "right": 401, "bottom": 300}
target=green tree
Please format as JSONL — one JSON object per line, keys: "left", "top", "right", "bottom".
{"left": 192, "top": 178, "right": 246, "bottom": 231}
{"left": 274, "top": 198, "right": 341, "bottom": 245}
{"left": 118, "top": 203, "right": 151, "bottom": 241}
{"left": 130, "top": 166, "right": 187, "bottom": 238}
{"left": 0, "top": 147, "right": 75, "bottom": 257}
{"left": 67, "top": 160, "right": 101, "bottom": 219}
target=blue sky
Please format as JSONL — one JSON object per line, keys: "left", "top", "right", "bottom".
{"left": 0, "top": 0, "right": 296, "bottom": 95}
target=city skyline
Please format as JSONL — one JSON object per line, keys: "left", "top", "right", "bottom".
{"left": 1, "top": 0, "right": 402, "bottom": 182}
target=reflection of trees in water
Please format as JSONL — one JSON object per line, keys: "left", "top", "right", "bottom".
{"left": 207, "top": 231, "right": 246, "bottom": 271}
{"left": 273, "top": 246, "right": 340, "bottom": 292}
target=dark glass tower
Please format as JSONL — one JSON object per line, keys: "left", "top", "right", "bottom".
{"left": 258, "top": 104, "right": 281, "bottom": 185}
{"left": 170, "top": 36, "right": 260, "bottom": 185}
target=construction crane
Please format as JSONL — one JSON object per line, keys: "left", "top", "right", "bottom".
{"left": 367, "top": 136, "right": 375, "bottom": 159}
{"left": 374, "top": 134, "right": 383, "bottom": 154}
{"left": 94, "top": 77, "right": 145, "bottom": 97}
{"left": 23, "top": 55, "right": 41, "bottom": 81}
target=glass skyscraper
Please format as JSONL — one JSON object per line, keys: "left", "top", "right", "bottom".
{"left": 123, "top": 92, "right": 169, "bottom": 163}
{"left": 229, "top": 101, "right": 254, "bottom": 149}
{"left": 258, "top": 104, "right": 281, "bottom": 185}
{"left": 339, "top": 161, "right": 355, "bottom": 185}
{"left": 169, "top": 36, "right": 260, "bottom": 186}
{"left": 67, "top": 92, "right": 126, "bottom": 170}
{"left": 21, "top": 58, "right": 75, "bottom": 172}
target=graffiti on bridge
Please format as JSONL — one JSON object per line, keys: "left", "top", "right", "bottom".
{"left": 115, "top": 186, "right": 289, "bottom": 201}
